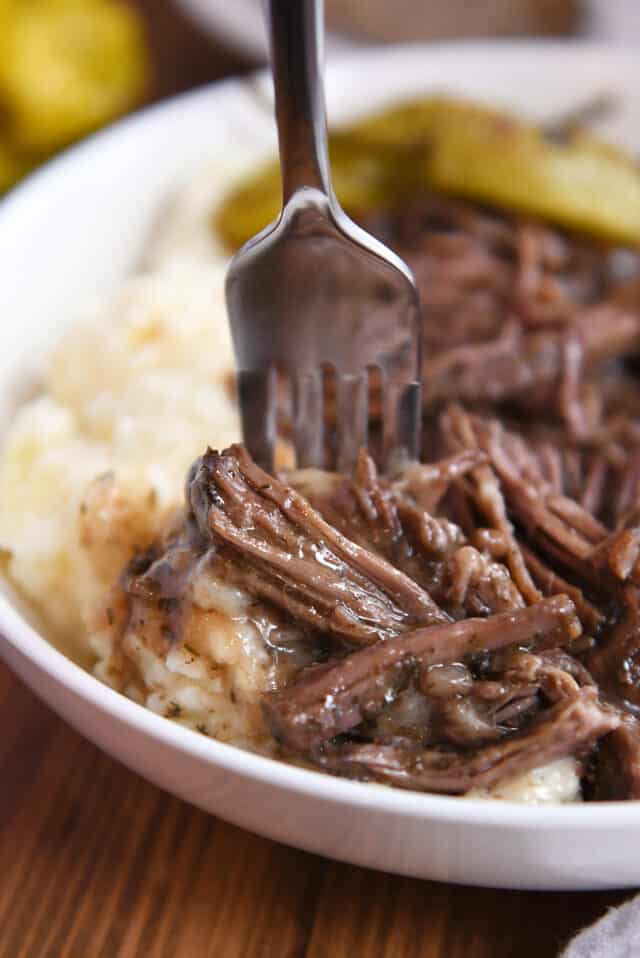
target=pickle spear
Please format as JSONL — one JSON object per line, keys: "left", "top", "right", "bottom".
{"left": 0, "top": 0, "right": 150, "bottom": 153}
{"left": 215, "top": 95, "right": 640, "bottom": 251}
{"left": 421, "top": 98, "right": 640, "bottom": 247}
{"left": 216, "top": 131, "right": 416, "bottom": 252}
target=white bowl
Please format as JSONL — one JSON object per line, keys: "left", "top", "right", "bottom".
{"left": 2, "top": 43, "right": 640, "bottom": 891}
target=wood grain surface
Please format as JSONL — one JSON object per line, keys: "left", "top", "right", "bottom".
{"left": 0, "top": 660, "right": 633, "bottom": 958}
{"left": 1, "top": 4, "right": 637, "bottom": 956}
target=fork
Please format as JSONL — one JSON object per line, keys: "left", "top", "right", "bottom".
{"left": 225, "top": 0, "right": 422, "bottom": 475}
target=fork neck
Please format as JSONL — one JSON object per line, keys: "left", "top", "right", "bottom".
{"left": 264, "top": 0, "right": 334, "bottom": 205}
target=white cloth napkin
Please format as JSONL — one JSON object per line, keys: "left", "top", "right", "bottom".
{"left": 561, "top": 895, "right": 640, "bottom": 957}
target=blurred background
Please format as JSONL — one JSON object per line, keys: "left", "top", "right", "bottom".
{"left": 0, "top": 0, "right": 637, "bottom": 198}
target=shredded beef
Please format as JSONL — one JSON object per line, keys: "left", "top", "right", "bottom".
{"left": 592, "top": 720, "right": 640, "bottom": 800}
{"left": 188, "top": 445, "right": 448, "bottom": 644}
{"left": 261, "top": 594, "right": 581, "bottom": 751}
{"left": 317, "top": 690, "right": 618, "bottom": 794}
{"left": 361, "top": 196, "right": 640, "bottom": 419}
{"left": 114, "top": 194, "right": 640, "bottom": 799}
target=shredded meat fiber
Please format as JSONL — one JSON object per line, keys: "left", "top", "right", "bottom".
{"left": 110, "top": 196, "right": 640, "bottom": 799}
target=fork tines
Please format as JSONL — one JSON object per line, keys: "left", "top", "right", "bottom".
{"left": 239, "top": 363, "right": 421, "bottom": 475}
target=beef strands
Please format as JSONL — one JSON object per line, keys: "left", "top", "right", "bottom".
{"left": 262, "top": 596, "right": 581, "bottom": 751}
{"left": 318, "top": 689, "right": 617, "bottom": 795}
{"left": 175, "top": 438, "right": 640, "bottom": 798}
{"left": 188, "top": 445, "right": 448, "bottom": 645}
{"left": 362, "top": 196, "right": 640, "bottom": 421}
{"left": 592, "top": 719, "right": 640, "bottom": 800}
{"left": 115, "top": 193, "right": 640, "bottom": 799}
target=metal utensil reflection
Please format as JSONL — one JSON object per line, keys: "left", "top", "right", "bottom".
{"left": 225, "top": 0, "right": 422, "bottom": 473}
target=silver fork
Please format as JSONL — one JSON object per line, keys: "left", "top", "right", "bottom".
{"left": 225, "top": 0, "right": 422, "bottom": 474}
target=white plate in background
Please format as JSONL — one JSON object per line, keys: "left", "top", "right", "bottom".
{"left": 175, "top": 0, "right": 351, "bottom": 60}
{"left": 174, "top": 0, "right": 640, "bottom": 61}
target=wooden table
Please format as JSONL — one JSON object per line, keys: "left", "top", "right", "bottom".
{"left": 1, "top": 4, "right": 635, "bottom": 955}
{"left": 1, "top": 660, "right": 632, "bottom": 957}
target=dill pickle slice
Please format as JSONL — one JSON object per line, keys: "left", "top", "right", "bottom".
{"left": 423, "top": 99, "right": 640, "bottom": 246}
{"left": 215, "top": 159, "right": 281, "bottom": 253}
{"left": 215, "top": 97, "right": 459, "bottom": 250}
{"left": 337, "top": 96, "right": 640, "bottom": 244}
{"left": 215, "top": 131, "right": 417, "bottom": 252}
{"left": 0, "top": 0, "right": 150, "bottom": 152}
{"left": 216, "top": 95, "right": 640, "bottom": 251}
{"left": 346, "top": 96, "right": 450, "bottom": 147}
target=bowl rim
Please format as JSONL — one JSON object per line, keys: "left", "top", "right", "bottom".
{"left": 3, "top": 38, "right": 640, "bottom": 830}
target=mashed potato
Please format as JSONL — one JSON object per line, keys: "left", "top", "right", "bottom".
{"left": 466, "top": 757, "right": 581, "bottom": 804}
{"left": 0, "top": 237, "right": 239, "bottom": 663}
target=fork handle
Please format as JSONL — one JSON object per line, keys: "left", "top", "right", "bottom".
{"left": 264, "top": 0, "right": 333, "bottom": 204}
